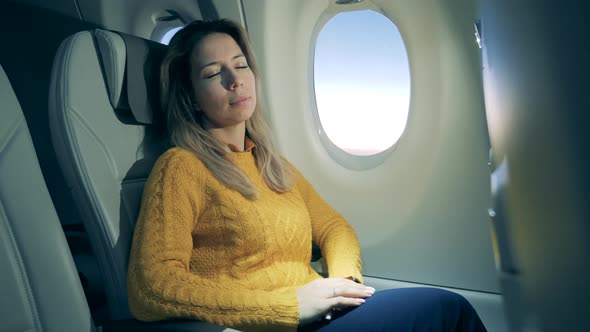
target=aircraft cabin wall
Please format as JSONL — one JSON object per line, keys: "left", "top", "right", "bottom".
{"left": 242, "top": 0, "right": 497, "bottom": 294}
{"left": 75, "top": 0, "right": 201, "bottom": 40}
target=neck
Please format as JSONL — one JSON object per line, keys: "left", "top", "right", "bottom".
{"left": 207, "top": 122, "right": 246, "bottom": 151}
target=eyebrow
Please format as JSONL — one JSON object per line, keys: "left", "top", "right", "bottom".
{"left": 199, "top": 54, "right": 246, "bottom": 72}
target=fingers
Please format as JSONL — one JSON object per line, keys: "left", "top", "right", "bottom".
{"left": 327, "top": 279, "right": 375, "bottom": 299}
{"left": 297, "top": 278, "right": 373, "bottom": 325}
{"left": 329, "top": 296, "right": 366, "bottom": 309}
{"left": 313, "top": 277, "right": 375, "bottom": 299}
{"left": 333, "top": 284, "right": 375, "bottom": 299}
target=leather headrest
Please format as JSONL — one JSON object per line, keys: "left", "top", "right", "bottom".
{"left": 93, "top": 29, "right": 167, "bottom": 125}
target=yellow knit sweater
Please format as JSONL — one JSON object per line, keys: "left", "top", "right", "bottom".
{"left": 127, "top": 144, "right": 362, "bottom": 331}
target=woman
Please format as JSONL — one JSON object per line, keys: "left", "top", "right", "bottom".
{"left": 127, "top": 19, "right": 486, "bottom": 332}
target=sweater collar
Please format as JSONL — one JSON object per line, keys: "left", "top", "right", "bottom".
{"left": 227, "top": 136, "right": 256, "bottom": 153}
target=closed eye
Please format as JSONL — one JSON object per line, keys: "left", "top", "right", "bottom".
{"left": 204, "top": 65, "right": 248, "bottom": 79}
{"left": 205, "top": 72, "right": 221, "bottom": 79}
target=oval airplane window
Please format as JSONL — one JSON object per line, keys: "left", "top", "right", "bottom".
{"left": 314, "top": 10, "right": 411, "bottom": 158}
{"left": 160, "top": 26, "right": 182, "bottom": 45}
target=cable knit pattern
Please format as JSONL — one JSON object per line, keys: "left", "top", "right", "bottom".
{"left": 127, "top": 145, "right": 362, "bottom": 331}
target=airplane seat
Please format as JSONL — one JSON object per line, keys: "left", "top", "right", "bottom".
{"left": 0, "top": 64, "right": 95, "bottom": 332}
{"left": 48, "top": 29, "right": 238, "bottom": 331}
{"left": 480, "top": 1, "right": 590, "bottom": 330}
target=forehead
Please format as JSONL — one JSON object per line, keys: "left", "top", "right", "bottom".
{"left": 190, "top": 32, "right": 243, "bottom": 65}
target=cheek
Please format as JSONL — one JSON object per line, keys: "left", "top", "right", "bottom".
{"left": 195, "top": 82, "right": 222, "bottom": 108}
{"left": 247, "top": 74, "right": 256, "bottom": 93}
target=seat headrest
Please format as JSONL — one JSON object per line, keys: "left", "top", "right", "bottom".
{"left": 93, "top": 29, "right": 126, "bottom": 110}
{"left": 93, "top": 29, "right": 167, "bottom": 125}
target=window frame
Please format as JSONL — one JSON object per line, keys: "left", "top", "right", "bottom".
{"left": 151, "top": 18, "right": 184, "bottom": 45}
{"left": 309, "top": 9, "right": 412, "bottom": 171}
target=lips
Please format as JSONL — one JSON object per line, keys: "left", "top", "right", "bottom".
{"left": 230, "top": 96, "right": 250, "bottom": 106}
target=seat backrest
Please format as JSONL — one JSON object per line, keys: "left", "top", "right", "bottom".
{"left": 0, "top": 64, "right": 95, "bottom": 332}
{"left": 481, "top": 1, "right": 590, "bottom": 331}
{"left": 48, "top": 28, "right": 169, "bottom": 320}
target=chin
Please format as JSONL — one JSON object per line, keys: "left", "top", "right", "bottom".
{"left": 240, "top": 107, "right": 256, "bottom": 121}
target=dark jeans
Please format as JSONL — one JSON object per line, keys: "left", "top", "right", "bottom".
{"left": 299, "top": 287, "right": 487, "bottom": 332}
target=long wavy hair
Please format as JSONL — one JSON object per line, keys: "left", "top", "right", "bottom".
{"left": 160, "top": 19, "right": 293, "bottom": 200}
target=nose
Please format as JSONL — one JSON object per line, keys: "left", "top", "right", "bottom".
{"left": 226, "top": 68, "right": 243, "bottom": 90}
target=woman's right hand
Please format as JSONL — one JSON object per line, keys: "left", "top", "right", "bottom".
{"left": 296, "top": 278, "right": 375, "bottom": 326}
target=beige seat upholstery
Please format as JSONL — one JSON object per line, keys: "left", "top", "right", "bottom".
{"left": 0, "top": 64, "right": 95, "bottom": 332}
{"left": 48, "top": 29, "right": 238, "bottom": 331}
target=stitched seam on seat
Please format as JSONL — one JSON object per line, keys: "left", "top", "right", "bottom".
{"left": 66, "top": 107, "right": 119, "bottom": 178}
{"left": 64, "top": 107, "right": 121, "bottom": 249}
{"left": 0, "top": 201, "right": 42, "bottom": 331}
{"left": 0, "top": 116, "right": 24, "bottom": 155}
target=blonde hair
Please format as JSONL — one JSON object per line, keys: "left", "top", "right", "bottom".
{"left": 160, "top": 19, "right": 293, "bottom": 200}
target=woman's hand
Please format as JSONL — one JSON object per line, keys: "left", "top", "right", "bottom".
{"left": 296, "top": 278, "right": 375, "bottom": 326}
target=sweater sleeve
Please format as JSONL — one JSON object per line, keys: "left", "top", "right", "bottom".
{"left": 127, "top": 149, "right": 300, "bottom": 329}
{"left": 289, "top": 163, "right": 363, "bottom": 283}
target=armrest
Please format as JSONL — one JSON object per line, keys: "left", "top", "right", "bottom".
{"left": 101, "top": 318, "right": 240, "bottom": 332}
